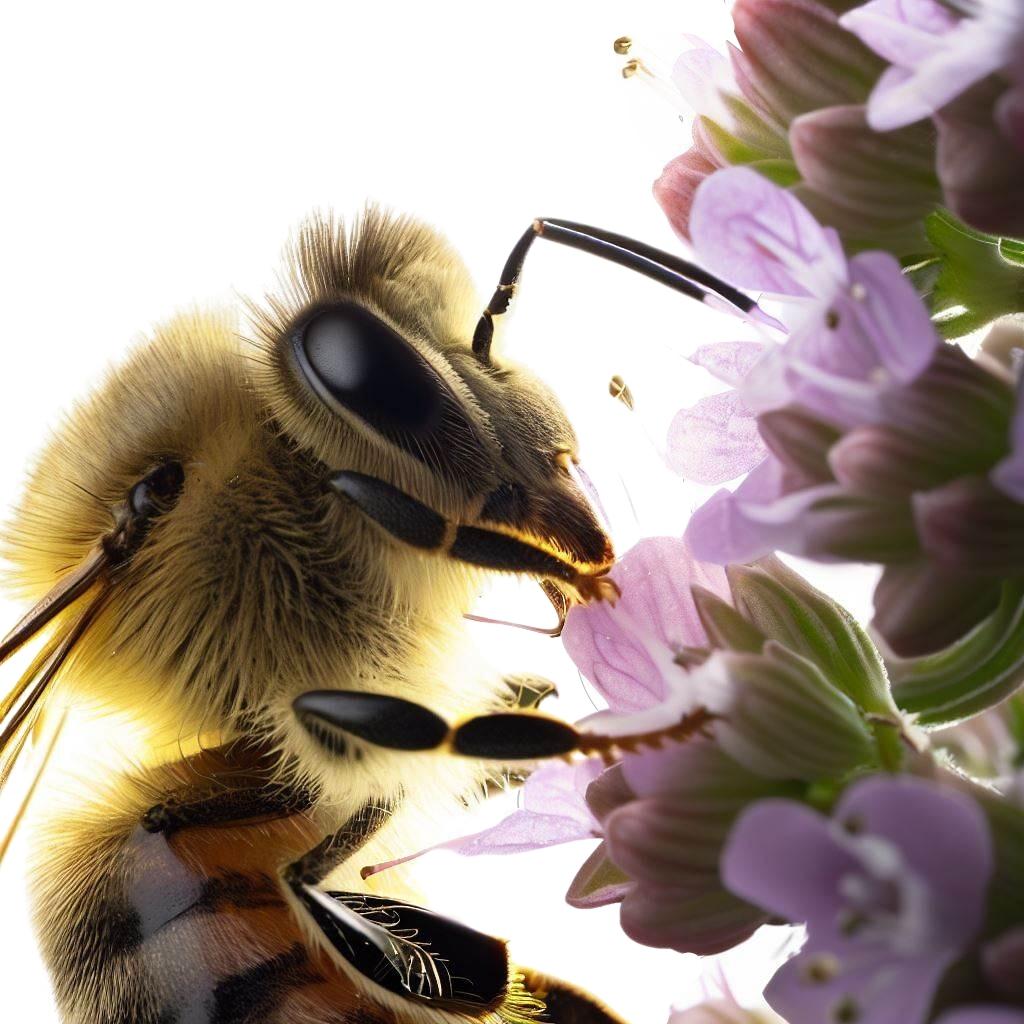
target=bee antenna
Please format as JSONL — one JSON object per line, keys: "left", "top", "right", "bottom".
{"left": 472, "top": 218, "right": 782, "bottom": 361}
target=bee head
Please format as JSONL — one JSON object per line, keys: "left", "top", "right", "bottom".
{"left": 254, "top": 208, "right": 613, "bottom": 581}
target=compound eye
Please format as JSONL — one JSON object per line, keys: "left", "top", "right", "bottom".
{"left": 129, "top": 461, "right": 185, "bottom": 518}
{"left": 293, "top": 302, "right": 444, "bottom": 437}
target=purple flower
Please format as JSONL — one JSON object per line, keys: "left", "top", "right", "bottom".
{"left": 667, "top": 342, "right": 769, "bottom": 485}
{"left": 650, "top": 0, "right": 941, "bottom": 257}
{"left": 840, "top": 0, "right": 1024, "bottom": 234}
{"left": 722, "top": 776, "right": 994, "bottom": 1024}
{"left": 562, "top": 536, "right": 730, "bottom": 712}
{"left": 840, "top": 0, "right": 1023, "bottom": 133}
{"left": 679, "top": 170, "right": 1024, "bottom": 658}
{"left": 359, "top": 537, "right": 733, "bottom": 877}
{"left": 688, "top": 167, "right": 938, "bottom": 427}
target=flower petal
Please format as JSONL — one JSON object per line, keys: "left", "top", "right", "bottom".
{"left": 766, "top": 953, "right": 947, "bottom": 1024}
{"left": 914, "top": 476, "right": 1024, "bottom": 575}
{"left": 936, "top": 85, "right": 1024, "bottom": 235}
{"left": 689, "top": 166, "right": 847, "bottom": 297}
{"left": 871, "top": 560, "right": 1001, "bottom": 657}
{"left": 672, "top": 40, "right": 737, "bottom": 125}
{"left": 655, "top": 148, "right": 722, "bottom": 243}
{"left": 690, "top": 341, "right": 766, "bottom": 386}
{"left": 666, "top": 391, "right": 768, "bottom": 485}
{"left": 620, "top": 885, "right": 766, "bottom": 956}
{"left": 839, "top": 0, "right": 958, "bottom": 69}
{"left": 733, "top": 0, "right": 886, "bottom": 126}
{"left": 562, "top": 537, "right": 729, "bottom": 712}
{"left": 833, "top": 774, "right": 992, "bottom": 944}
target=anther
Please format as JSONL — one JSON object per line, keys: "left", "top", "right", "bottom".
{"left": 621, "top": 58, "right": 643, "bottom": 79}
{"left": 613, "top": 36, "right": 632, "bottom": 55}
{"left": 832, "top": 996, "right": 861, "bottom": 1023}
{"left": 801, "top": 953, "right": 841, "bottom": 984}
{"left": 608, "top": 374, "right": 634, "bottom": 410}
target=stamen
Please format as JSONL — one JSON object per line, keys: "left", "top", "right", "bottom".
{"left": 832, "top": 996, "right": 861, "bottom": 1023}
{"left": 608, "top": 374, "right": 635, "bottom": 410}
{"left": 801, "top": 953, "right": 841, "bottom": 984}
{"left": 613, "top": 36, "right": 689, "bottom": 114}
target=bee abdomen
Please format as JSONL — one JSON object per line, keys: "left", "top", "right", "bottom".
{"left": 33, "top": 779, "right": 395, "bottom": 1024}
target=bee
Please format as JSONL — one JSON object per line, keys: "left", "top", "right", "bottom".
{"left": 0, "top": 207, "right": 759, "bottom": 1024}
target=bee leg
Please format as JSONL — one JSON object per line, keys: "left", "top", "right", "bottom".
{"left": 329, "top": 470, "right": 617, "bottom": 601}
{"left": 141, "top": 782, "right": 315, "bottom": 835}
{"left": 284, "top": 802, "right": 512, "bottom": 1012}
{"left": 294, "top": 689, "right": 583, "bottom": 760}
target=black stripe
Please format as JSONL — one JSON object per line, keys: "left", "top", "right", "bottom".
{"left": 210, "top": 942, "right": 320, "bottom": 1024}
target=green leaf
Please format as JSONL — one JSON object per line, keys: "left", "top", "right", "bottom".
{"left": 925, "top": 211, "right": 1024, "bottom": 339}
{"left": 889, "top": 580, "right": 1024, "bottom": 726}
{"left": 726, "top": 558, "right": 899, "bottom": 718}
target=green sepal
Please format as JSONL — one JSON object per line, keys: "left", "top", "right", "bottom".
{"left": 924, "top": 211, "right": 1024, "bottom": 338}
{"left": 691, "top": 585, "right": 766, "bottom": 654}
{"left": 726, "top": 558, "right": 899, "bottom": 718}
{"left": 715, "top": 643, "right": 878, "bottom": 780}
{"left": 888, "top": 580, "right": 1024, "bottom": 726}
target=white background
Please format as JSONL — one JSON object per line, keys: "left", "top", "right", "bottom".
{"left": 0, "top": 2, "right": 864, "bottom": 1020}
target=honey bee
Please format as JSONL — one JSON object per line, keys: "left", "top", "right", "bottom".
{"left": 0, "top": 208, "right": 757, "bottom": 1024}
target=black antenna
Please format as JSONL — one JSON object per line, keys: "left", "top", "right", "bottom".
{"left": 472, "top": 218, "right": 776, "bottom": 363}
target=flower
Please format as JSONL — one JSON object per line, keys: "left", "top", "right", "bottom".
{"left": 562, "top": 535, "right": 730, "bottom": 711}
{"left": 651, "top": 0, "right": 942, "bottom": 257}
{"left": 721, "top": 775, "right": 994, "bottom": 1024}
{"left": 679, "top": 168, "right": 1024, "bottom": 658}
{"left": 840, "top": 0, "right": 1024, "bottom": 234}
{"left": 666, "top": 342, "right": 768, "bottom": 485}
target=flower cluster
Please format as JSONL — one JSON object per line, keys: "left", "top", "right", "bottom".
{"left": 414, "top": 6, "right": 1024, "bottom": 1023}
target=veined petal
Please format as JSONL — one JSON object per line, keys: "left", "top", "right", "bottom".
{"left": 690, "top": 167, "right": 847, "bottom": 297}
{"left": 666, "top": 391, "right": 768, "bottom": 485}
{"left": 690, "top": 341, "right": 766, "bottom": 386}
{"left": 562, "top": 536, "right": 730, "bottom": 711}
